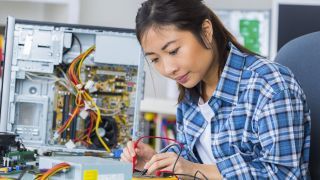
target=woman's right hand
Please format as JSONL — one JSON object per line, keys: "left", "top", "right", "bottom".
{"left": 120, "top": 141, "right": 156, "bottom": 170}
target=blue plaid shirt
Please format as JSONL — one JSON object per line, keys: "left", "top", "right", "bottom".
{"left": 167, "top": 43, "right": 311, "bottom": 179}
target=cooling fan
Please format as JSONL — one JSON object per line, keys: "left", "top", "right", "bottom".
{"left": 90, "top": 116, "right": 119, "bottom": 149}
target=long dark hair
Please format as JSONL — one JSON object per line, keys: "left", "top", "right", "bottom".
{"left": 136, "top": 0, "right": 258, "bottom": 103}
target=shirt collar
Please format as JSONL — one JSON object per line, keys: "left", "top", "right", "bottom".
{"left": 212, "top": 42, "right": 246, "bottom": 105}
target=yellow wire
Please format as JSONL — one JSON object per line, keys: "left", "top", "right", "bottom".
{"left": 78, "top": 46, "right": 95, "bottom": 82}
{"left": 40, "top": 166, "right": 70, "bottom": 180}
{"left": 34, "top": 175, "right": 41, "bottom": 180}
{"left": 83, "top": 92, "right": 111, "bottom": 152}
{"left": 72, "top": 45, "right": 111, "bottom": 153}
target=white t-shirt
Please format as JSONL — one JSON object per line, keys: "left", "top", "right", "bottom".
{"left": 195, "top": 97, "right": 216, "bottom": 164}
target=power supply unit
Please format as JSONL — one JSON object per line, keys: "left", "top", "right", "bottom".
{"left": 39, "top": 156, "right": 132, "bottom": 179}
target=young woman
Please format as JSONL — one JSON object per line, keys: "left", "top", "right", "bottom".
{"left": 120, "top": 0, "right": 311, "bottom": 179}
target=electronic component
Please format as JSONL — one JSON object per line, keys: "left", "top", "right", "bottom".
{"left": 0, "top": 132, "right": 17, "bottom": 161}
{"left": 3, "top": 150, "right": 35, "bottom": 167}
{"left": 0, "top": 132, "right": 36, "bottom": 178}
{"left": 0, "top": 132, "right": 17, "bottom": 145}
{"left": 0, "top": 16, "right": 144, "bottom": 155}
{"left": 0, "top": 133, "right": 18, "bottom": 166}
{"left": 39, "top": 156, "right": 132, "bottom": 179}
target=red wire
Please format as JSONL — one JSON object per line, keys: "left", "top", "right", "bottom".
{"left": 57, "top": 107, "right": 80, "bottom": 134}
{"left": 86, "top": 111, "right": 95, "bottom": 140}
{"left": 73, "top": 111, "right": 95, "bottom": 144}
{"left": 67, "top": 53, "right": 82, "bottom": 81}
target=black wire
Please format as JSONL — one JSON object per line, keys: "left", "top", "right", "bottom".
{"left": 162, "top": 144, "right": 209, "bottom": 180}
{"left": 172, "top": 144, "right": 182, "bottom": 173}
{"left": 63, "top": 34, "right": 82, "bottom": 55}
{"left": 17, "top": 138, "right": 26, "bottom": 151}
{"left": 173, "top": 173, "right": 202, "bottom": 180}
{"left": 136, "top": 144, "right": 181, "bottom": 176}
{"left": 160, "top": 143, "right": 182, "bottom": 173}
{"left": 160, "top": 143, "right": 181, "bottom": 153}
{"left": 63, "top": 34, "right": 74, "bottom": 55}
{"left": 73, "top": 34, "right": 82, "bottom": 53}
{"left": 135, "top": 143, "right": 207, "bottom": 180}
{"left": 138, "top": 169, "right": 148, "bottom": 176}
{"left": 194, "top": 170, "right": 209, "bottom": 180}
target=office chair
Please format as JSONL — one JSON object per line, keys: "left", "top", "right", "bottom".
{"left": 274, "top": 31, "right": 320, "bottom": 179}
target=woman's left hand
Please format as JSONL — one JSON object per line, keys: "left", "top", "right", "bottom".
{"left": 143, "top": 152, "right": 195, "bottom": 175}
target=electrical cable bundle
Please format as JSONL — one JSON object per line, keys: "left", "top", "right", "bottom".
{"left": 34, "top": 163, "right": 70, "bottom": 180}
{"left": 54, "top": 45, "right": 111, "bottom": 152}
{"left": 72, "top": 110, "right": 96, "bottom": 146}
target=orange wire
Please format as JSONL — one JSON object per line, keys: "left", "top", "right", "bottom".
{"left": 39, "top": 163, "right": 70, "bottom": 180}
{"left": 57, "top": 106, "right": 80, "bottom": 134}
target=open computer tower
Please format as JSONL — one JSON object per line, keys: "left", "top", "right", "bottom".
{"left": 0, "top": 16, "right": 144, "bottom": 155}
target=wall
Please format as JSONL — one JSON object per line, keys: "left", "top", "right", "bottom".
{"left": 0, "top": 2, "right": 45, "bottom": 25}
{"left": 79, "top": 0, "right": 272, "bottom": 100}
{"left": 0, "top": 0, "right": 273, "bottom": 100}
{"left": 79, "top": 0, "right": 272, "bottom": 28}
{"left": 43, "top": 4, "right": 70, "bottom": 23}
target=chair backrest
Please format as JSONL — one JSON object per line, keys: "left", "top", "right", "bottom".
{"left": 274, "top": 31, "right": 320, "bottom": 178}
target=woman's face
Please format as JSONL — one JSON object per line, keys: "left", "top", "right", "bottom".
{"left": 141, "top": 25, "right": 216, "bottom": 88}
